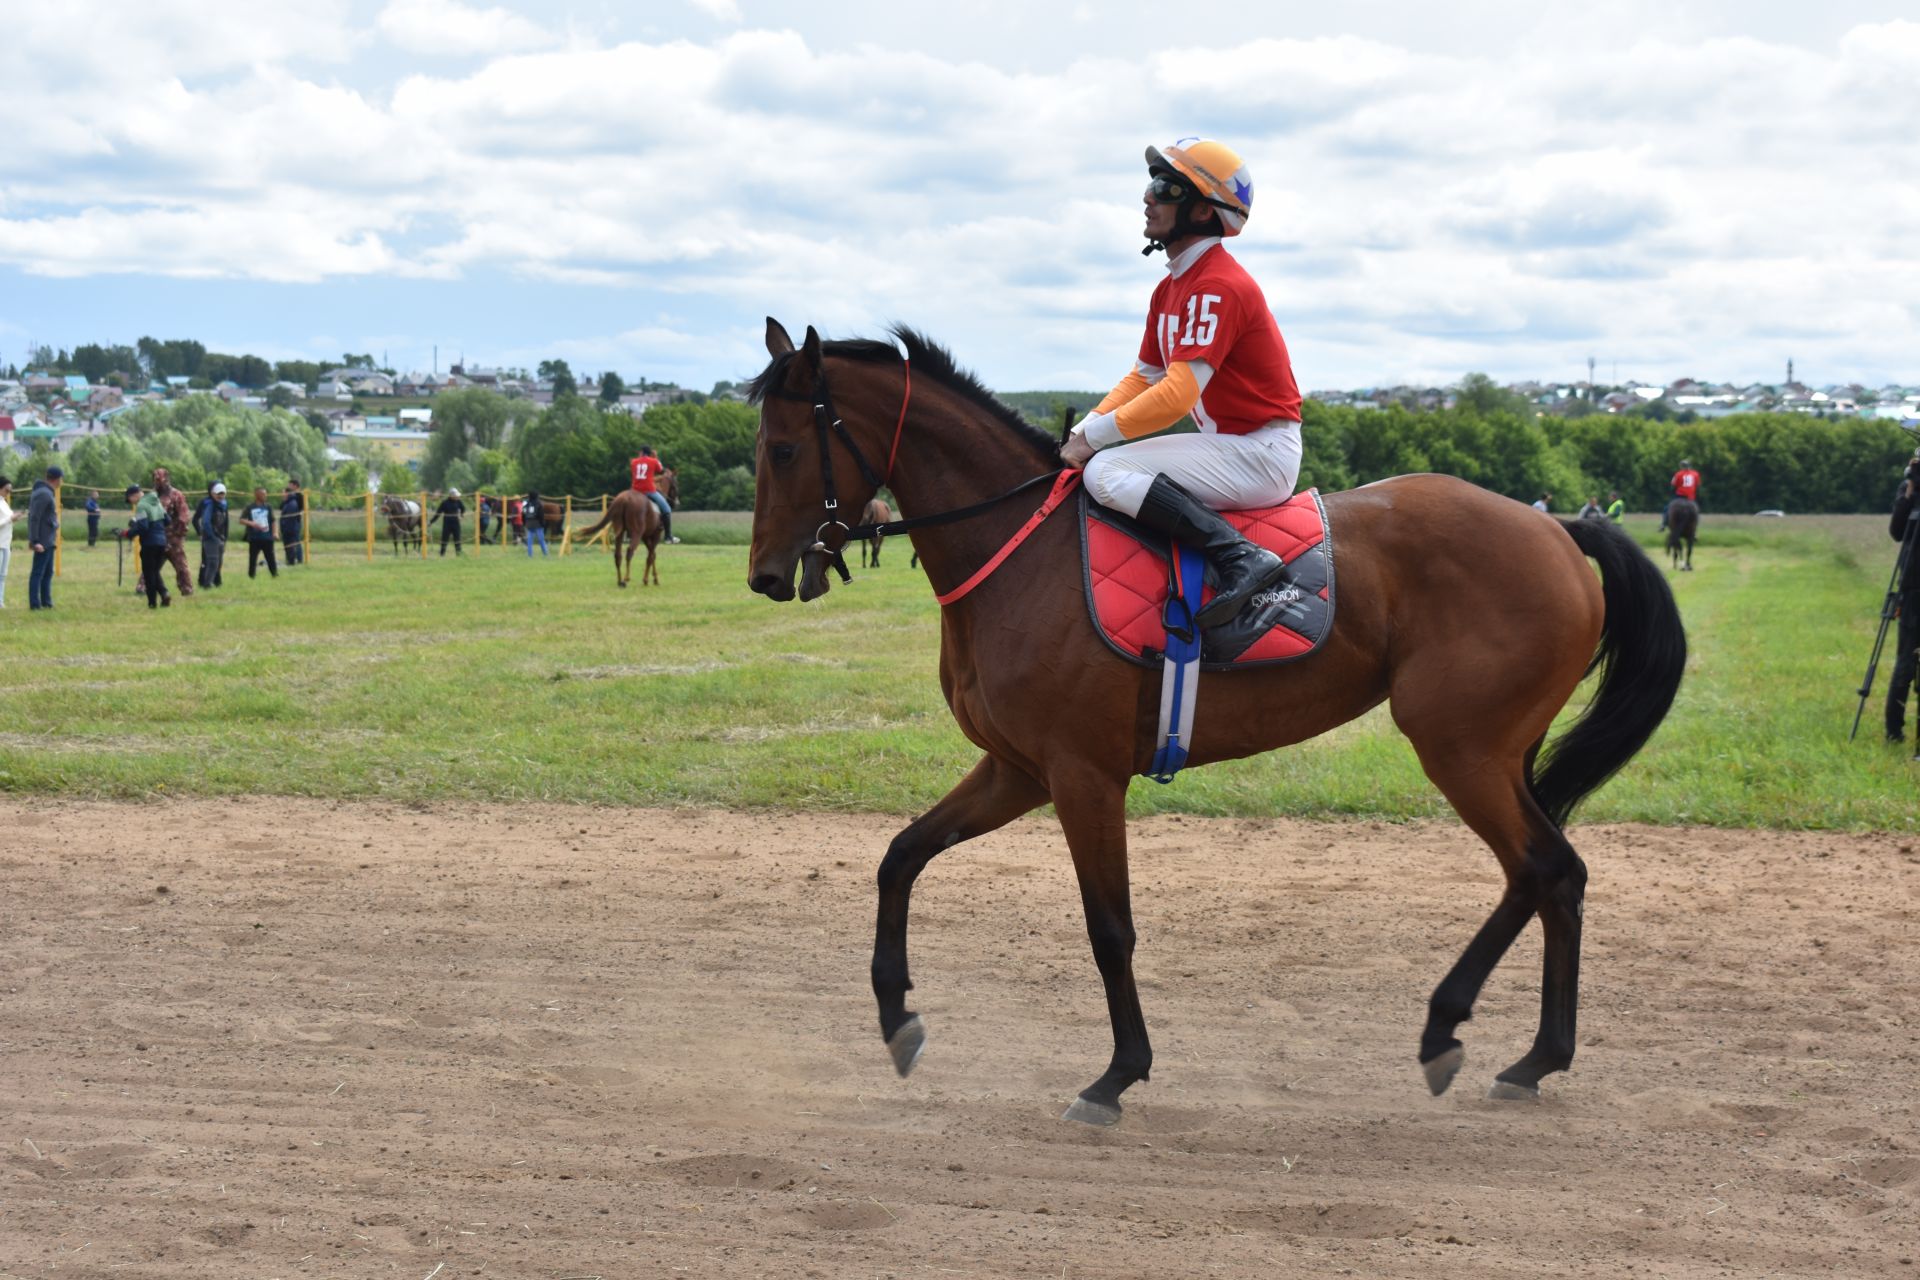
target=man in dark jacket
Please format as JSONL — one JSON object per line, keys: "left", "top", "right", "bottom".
{"left": 26, "top": 465, "right": 61, "bottom": 610}
{"left": 85, "top": 492, "right": 100, "bottom": 547}
{"left": 1884, "top": 447, "right": 1920, "bottom": 750}
{"left": 194, "top": 482, "right": 230, "bottom": 589}
{"left": 280, "top": 479, "right": 306, "bottom": 566}
{"left": 432, "top": 489, "right": 466, "bottom": 556}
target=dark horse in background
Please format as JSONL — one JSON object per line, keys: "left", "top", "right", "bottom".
{"left": 748, "top": 321, "right": 1686, "bottom": 1126}
{"left": 380, "top": 495, "right": 420, "bottom": 556}
{"left": 573, "top": 472, "right": 679, "bottom": 587}
{"left": 1666, "top": 498, "right": 1699, "bottom": 571}
{"left": 858, "top": 497, "right": 894, "bottom": 568}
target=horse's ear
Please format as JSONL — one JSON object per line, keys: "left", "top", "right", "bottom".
{"left": 765, "top": 317, "right": 794, "bottom": 357}
{"left": 802, "top": 325, "right": 823, "bottom": 371}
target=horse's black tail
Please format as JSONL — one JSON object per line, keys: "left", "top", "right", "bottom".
{"left": 1529, "top": 519, "right": 1688, "bottom": 829}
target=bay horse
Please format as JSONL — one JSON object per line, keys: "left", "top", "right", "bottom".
{"left": 380, "top": 495, "right": 420, "bottom": 555}
{"left": 747, "top": 321, "right": 1687, "bottom": 1126}
{"left": 1666, "top": 498, "right": 1698, "bottom": 571}
{"left": 574, "top": 472, "right": 677, "bottom": 587}
{"left": 858, "top": 497, "right": 894, "bottom": 568}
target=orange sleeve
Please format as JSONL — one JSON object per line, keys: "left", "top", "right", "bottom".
{"left": 1093, "top": 369, "right": 1154, "bottom": 416}
{"left": 1111, "top": 362, "right": 1200, "bottom": 439}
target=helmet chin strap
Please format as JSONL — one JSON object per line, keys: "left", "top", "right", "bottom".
{"left": 1141, "top": 200, "right": 1216, "bottom": 256}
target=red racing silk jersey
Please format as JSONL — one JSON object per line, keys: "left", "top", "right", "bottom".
{"left": 1671, "top": 468, "right": 1701, "bottom": 500}
{"left": 1137, "top": 243, "right": 1301, "bottom": 433}
{"left": 631, "top": 455, "right": 667, "bottom": 493}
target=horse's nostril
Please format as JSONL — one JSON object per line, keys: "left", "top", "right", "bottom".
{"left": 750, "top": 573, "right": 781, "bottom": 595}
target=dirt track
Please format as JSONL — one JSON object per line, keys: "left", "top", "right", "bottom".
{"left": 1, "top": 799, "right": 1916, "bottom": 1278}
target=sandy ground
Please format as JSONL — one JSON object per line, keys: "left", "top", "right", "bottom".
{"left": 1, "top": 799, "right": 1916, "bottom": 1279}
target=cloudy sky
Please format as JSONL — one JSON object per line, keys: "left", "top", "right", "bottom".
{"left": 4, "top": 1, "right": 1917, "bottom": 393}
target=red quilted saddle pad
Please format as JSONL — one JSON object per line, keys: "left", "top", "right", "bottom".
{"left": 1083, "top": 490, "right": 1334, "bottom": 667}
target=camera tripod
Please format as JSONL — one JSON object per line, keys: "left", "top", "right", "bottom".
{"left": 1850, "top": 488, "right": 1920, "bottom": 741}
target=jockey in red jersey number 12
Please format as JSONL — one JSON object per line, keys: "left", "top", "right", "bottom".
{"left": 629, "top": 445, "right": 679, "bottom": 543}
{"left": 1060, "top": 137, "right": 1304, "bottom": 630}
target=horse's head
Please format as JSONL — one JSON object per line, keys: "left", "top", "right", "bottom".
{"left": 662, "top": 470, "right": 680, "bottom": 507}
{"left": 748, "top": 318, "right": 890, "bottom": 602}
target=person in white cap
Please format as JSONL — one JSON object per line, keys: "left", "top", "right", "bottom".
{"left": 432, "top": 488, "right": 467, "bottom": 557}
{"left": 193, "top": 481, "right": 231, "bottom": 590}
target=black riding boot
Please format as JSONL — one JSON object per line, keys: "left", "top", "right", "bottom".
{"left": 1132, "top": 474, "right": 1288, "bottom": 629}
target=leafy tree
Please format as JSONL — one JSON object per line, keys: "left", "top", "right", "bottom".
{"left": 598, "top": 371, "right": 626, "bottom": 404}
{"left": 266, "top": 385, "right": 296, "bottom": 410}
{"left": 274, "top": 359, "right": 324, "bottom": 391}
{"left": 539, "top": 358, "right": 578, "bottom": 399}
{"left": 419, "top": 388, "right": 520, "bottom": 488}
{"left": 342, "top": 353, "right": 376, "bottom": 370}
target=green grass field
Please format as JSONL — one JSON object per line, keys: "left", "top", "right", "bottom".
{"left": 1, "top": 512, "right": 1913, "bottom": 829}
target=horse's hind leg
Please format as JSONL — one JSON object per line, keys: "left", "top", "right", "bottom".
{"left": 873, "top": 754, "right": 1048, "bottom": 1079}
{"left": 1411, "top": 755, "right": 1586, "bottom": 1101}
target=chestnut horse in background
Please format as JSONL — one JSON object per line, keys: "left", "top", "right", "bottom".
{"left": 748, "top": 321, "right": 1686, "bottom": 1127}
{"left": 574, "top": 472, "right": 679, "bottom": 587}
{"left": 858, "top": 497, "right": 894, "bottom": 568}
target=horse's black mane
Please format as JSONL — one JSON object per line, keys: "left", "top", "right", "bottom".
{"left": 748, "top": 326, "right": 1059, "bottom": 460}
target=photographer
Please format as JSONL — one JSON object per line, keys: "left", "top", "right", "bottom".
{"left": 1885, "top": 446, "right": 1920, "bottom": 748}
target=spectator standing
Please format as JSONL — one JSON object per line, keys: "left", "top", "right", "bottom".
{"left": 241, "top": 486, "right": 279, "bottom": 578}
{"left": 433, "top": 489, "right": 467, "bottom": 556}
{"left": 1883, "top": 447, "right": 1920, "bottom": 750}
{"left": 1578, "top": 495, "right": 1604, "bottom": 520}
{"left": 127, "top": 483, "right": 172, "bottom": 608}
{"left": 194, "top": 482, "right": 230, "bottom": 589}
{"left": 1531, "top": 491, "right": 1552, "bottom": 514}
{"left": 85, "top": 491, "right": 100, "bottom": 547}
{"left": 151, "top": 467, "right": 195, "bottom": 597}
{"left": 1606, "top": 490, "right": 1625, "bottom": 524}
{"left": 522, "top": 490, "right": 549, "bottom": 557}
{"left": 26, "top": 464, "right": 61, "bottom": 611}
{"left": 477, "top": 495, "right": 495, "bottom": 545}
{"left": 280, "top": 479, "right": 306, "bottom": 566}
{"left": 0, "top": 475, "right": 13, "bottom": 609}
{"left": 509, "top": 497, "right": 525, "bottom": 545}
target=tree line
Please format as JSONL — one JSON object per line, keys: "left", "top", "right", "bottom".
{"left": 17, "top": 378, "right": 1914, "bottom": 517}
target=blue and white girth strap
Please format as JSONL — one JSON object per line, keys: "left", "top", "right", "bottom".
{"left": 1146, "top": 544, "right": 1206, "bottom": 783}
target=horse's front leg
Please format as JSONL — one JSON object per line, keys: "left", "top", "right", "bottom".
{"left": 1052, "top": 772, "right": 1150, "bottom": 1127}
{"left": 873, "top": 754, "right": 1048, "bottom": 1076}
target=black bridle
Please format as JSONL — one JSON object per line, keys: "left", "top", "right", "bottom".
{"left": 771, "top": 355, "right": 1067, "bottom": 584}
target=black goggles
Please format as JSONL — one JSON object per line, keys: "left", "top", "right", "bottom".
{"left": 1145, "top": 174, "right": 1193, "bottom": 203}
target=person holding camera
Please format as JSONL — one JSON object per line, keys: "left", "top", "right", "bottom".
{"left": 1884, "top": 448, "right": 1920, "bottom": 750}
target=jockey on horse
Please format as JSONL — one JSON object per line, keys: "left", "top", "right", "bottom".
{"left": 629, "top": 446, "right": 680, "bottom": 544}
{"left": 1060, "top": 137, "right": 1302, "bottom": 629}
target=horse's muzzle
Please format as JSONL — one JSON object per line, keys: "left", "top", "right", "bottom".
{"left": 750, "top": 570, "right": 795, "bottom": 602}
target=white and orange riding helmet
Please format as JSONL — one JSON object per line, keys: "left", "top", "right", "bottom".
{"left": 1145, "top": 137, "right": 1253, "bottom": 236}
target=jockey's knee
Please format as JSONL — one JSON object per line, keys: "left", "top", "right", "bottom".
{"left": 1082, "top": 453, "right": 1151, "bottom": 518}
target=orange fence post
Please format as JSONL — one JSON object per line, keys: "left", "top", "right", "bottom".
{"left": 418, "top": 492, "right": 428, "bottom": 559}
{"left": 364, "top": 491, "right": 374, "bottom": 560}
{"left": 302, "top": 490, "right": 311, "bottom": 564}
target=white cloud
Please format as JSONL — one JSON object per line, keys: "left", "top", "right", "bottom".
{"left": 376, "top": 0, "right": 557, "bottom": 56}
{"left": 2, "top": 8, "right": 1919, "bottom": 387}
{"left": 690, "top": 0, "right": 744, "bottom": 22}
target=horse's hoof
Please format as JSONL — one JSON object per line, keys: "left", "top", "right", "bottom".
{"left": 1486, "top": 1079, "right": 1542, "bottom": 1102}
{"left": 1422, "top": 1045, "right": 1465, "bottom": 1096}
{"left": 1060, "top": 1096, "right": 1122, "bottom": 1128}
{"left": 886, "top": 1015, "right": 926, "bottom": 1078}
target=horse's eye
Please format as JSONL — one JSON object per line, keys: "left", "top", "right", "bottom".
{"left": 770, "top": 443, "right": 797, "bottom": 464}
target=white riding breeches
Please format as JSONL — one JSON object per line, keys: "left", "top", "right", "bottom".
{"left": 1082, "top": 422, "right": 1303, "bottom": 518}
